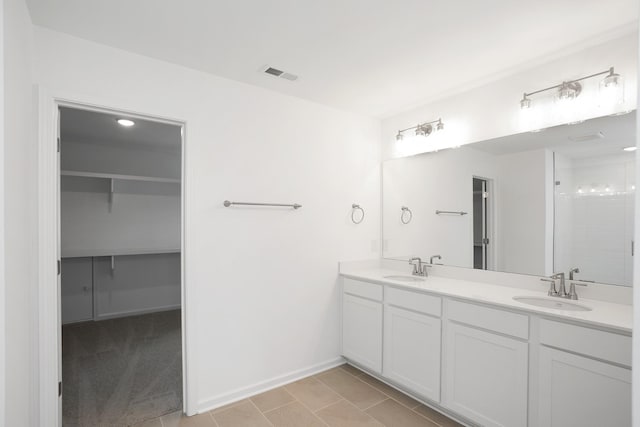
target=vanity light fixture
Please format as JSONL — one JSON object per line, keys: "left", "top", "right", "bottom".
{"left": 623, "top": 146, "right": 637, "bottom": 152}
{"left": 519, "top": 67, "right": 622, "bottom": 109}
{"left": 396, "top": 118, "right": 444, "bottom": 141}
{"left": 117, "top": 118, "right": 135, "bottom": 127}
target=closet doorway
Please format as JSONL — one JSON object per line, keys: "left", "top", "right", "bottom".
{"left": 58, "top": 106, "right": 184, "bottom": 426}
{"left": 472, "top": 177, "right": 492, "bottom": 270}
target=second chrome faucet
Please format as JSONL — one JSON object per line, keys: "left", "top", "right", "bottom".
{"left": 541, "top": 268, "right": 586, "bottom": 300}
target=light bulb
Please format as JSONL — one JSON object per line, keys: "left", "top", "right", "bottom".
{"left": 600, "top": 68, "right": 624, "bottom": 108}
{"left": 117, "top": 119, "right": 135, "bottom": 127}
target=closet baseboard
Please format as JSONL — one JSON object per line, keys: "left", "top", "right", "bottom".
{"left": 94, "top": 304, "right": 182, "bottom": 321}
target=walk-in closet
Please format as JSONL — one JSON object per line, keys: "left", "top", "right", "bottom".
{"left": 59, "top": 107, "right": 183, "bottom": 426}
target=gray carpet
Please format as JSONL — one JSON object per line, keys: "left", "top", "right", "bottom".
{"left": 62, "top": 310, "right": 183, "bottom": 427}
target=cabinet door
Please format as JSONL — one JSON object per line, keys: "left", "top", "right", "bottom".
{"left": 538, "top": 346, "right": 631, "bottom": 427}
{"left": 342, "top": 294, "right": 382, "bottom": 373}
{"left": 384, "top": 305, "right": 441, "bottom": 402}
{"left": 61, "top": 257, "right": 93, "bottom": 324}
{"left": 443, "top": 322, "right": 528, "bottom": 427}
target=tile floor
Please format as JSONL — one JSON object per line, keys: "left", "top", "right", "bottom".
{"left": 135, "top": 364, "right": 464, "bottom": 427}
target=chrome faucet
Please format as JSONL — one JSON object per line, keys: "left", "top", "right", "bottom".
{"left": 540, "top": 278, "right": 558, "bottom": 296}
{"left": 430, "top": 255, "right": 442, "bottom": 265}
{"left": 542, "top": 269, "right": 587, "bottom": 300}
{"left": 409, "top": 257, "right": 426, "bottom": 276}
{"left": 567, "top": 267, "right": 586, "bottom": 300}
{"left": 569, "top": 267, "right": 580, "bottom": 280}
{"left": 551, "top": 273, "right": 568, "bottom": 298}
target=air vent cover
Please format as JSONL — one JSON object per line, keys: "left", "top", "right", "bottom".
{"left": 264, "top": 67, "right": 284, "bottom": 77}
{"left": 262, "top": 66, "right": 298, "bottom": 82}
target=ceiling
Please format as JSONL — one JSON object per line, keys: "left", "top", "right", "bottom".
{"left": 28, "top": 0, "right": 638, "bottom": 118}
{"left": 471, "top": 111, "right": 636, "bottom": 159}
{"left": 60, "top": 107, "right": 181, "bottom": 150}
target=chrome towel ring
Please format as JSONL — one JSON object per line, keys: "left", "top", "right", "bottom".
{"left": 351, "top": 204, "right": 365, "bottom": 224}
{"left": 401, "top": 206, "right": 413, "bottom": 224}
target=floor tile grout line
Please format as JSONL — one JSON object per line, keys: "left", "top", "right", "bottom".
{"left": 339, "top": 366, "right": 455, "bottom": 426}
{"left": 409, "top": 406, "right": 446, "bottom": 427}
{"left": 314, "top": 373, "right": 387, "bottom": 414}
{"left": 283, "top": 378, "right": 344, "bottom": 414}
{"left": 310, "top": 397, "right": 347, "bottom": 414}
{"left": 247, "top": 397, "right": 276, "bottom": 426}
{"left": 277, "top": 389, "right": 332, "bottom": 427}
{"left": 258, "top": 396, "right": 300, "bottom": 415}
{"left": 360, "top": 397, "right": 391, "bottom": 412}
{"left": 207, "top": 411, "right": 220, "bottom": 427}
{"left": 350, "top": 368, "right": 429, "bottom": 412}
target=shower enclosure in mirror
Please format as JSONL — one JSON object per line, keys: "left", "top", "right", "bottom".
{"left": 382, "top": 111, "right": 635, "bottom": 286}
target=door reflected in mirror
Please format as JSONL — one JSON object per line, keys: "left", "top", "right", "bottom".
{"left": 382, "top": 112, "right": 635, "bottom": 286}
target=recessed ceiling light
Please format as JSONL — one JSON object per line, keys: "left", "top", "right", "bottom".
{"left": 623, "top": 146, "right": 637, "bottom": 152}
{"left": 117, "top": 119, "right": 135, "bottom": 127}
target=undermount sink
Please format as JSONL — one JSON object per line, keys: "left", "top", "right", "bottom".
{"left": 512, "top": 296, "right": 592, "bottom": 312}
{"left": 383, "top": 275, "right": 426, "bottom": 282}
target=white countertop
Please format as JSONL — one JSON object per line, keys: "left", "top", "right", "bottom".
{"left": 341, "top": 267, "right": 632, "bottom": 334}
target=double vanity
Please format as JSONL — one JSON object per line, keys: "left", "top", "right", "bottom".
{"left": 339, "top": 262, "right": 632, "bottom": 427}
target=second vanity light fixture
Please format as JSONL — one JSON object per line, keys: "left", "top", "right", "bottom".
{"left": 396, "top": 118, "right": 444, "bottom": 141}
{"left": 519, "top": 67, "right": 622, "bottom": 109}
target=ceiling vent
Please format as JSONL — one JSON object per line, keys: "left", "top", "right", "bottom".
{"left": 568, "top": 132, "right": 604, "bottom": 142}
{"left": 262, "top": 66, "right": 299, "bottom": 82}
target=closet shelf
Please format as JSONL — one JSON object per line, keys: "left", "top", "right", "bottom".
{"left": 62, "top": 248, "right": 181, "bottom": 258}
{"left": 61, "top": 170, "right": 180, "bottom": 184}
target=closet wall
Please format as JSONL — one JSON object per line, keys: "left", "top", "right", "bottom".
{"left": 60, "top": 109, "right": 182, "bottom": 323}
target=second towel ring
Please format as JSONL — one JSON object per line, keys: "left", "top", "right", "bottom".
{"left": 351, "top": 204, "right": 365, "bottom": 224}
{"left": 401, "top": 206, "right": 413, "bottom": 224}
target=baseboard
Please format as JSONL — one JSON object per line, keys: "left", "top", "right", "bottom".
{"left": 197, "top": 356, "right": 345, "bottom": 413}
{"left": 92, "top": 304, "right": 181, "bottom": 321}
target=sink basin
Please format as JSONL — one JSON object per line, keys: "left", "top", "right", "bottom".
{"left": 383, "top": 275, "right": 425, "bottom": 282}
{"left": 513, "top": 296, "right": 592, "bottom": 312}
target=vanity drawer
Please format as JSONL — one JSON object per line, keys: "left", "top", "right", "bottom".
{"left": 343, "top": 278, "right": 383, "bottom": 301}
{"left": 539, "top": 319, "right": 631, "bottom": 367}
{"left": 447, "top": 299, "right": 529, "bottom": 339}
{"left": 386, "top": 286, "right": 441, "bottom": 317}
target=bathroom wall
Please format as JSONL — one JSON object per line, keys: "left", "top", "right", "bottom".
{"left": 4, "top": 0, "right": 37, "bottom": 425}
{"left": 32, "top": 26, "right": 381, "bottom": 416}
{"left": 496, "top": 149, "right": 553, "bottom": 276}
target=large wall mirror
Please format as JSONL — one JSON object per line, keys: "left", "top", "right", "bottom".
{"left": 382, "top": 111, "right": 636, "bottom": 286}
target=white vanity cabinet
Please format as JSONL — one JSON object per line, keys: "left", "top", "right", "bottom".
{"left": 537, "top": 320, "right": 632, "bottom": 427}
{"left": 340, "top": 274, "right": 633, "bottom": 427}
{"left": 442, "top": 300, "right": 529, "bottom": 427}
{"left": 383, "top": 287, "right": 441, "bottom": 402}
{"left": 342, "top": 279, "right": 383, "bottom": 373}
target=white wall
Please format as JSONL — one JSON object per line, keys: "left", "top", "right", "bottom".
{"left": 61, "top": 139, "right": 181, "bottom": 180}
{"left": 4, "top": 0, "right": 35, "bottom": 425}
{"left": 32, "top": 26, "right": 381, "bottom": 416}
{"left": 381, "top": 33, "right": 638, "bottom": 160}
{"left": 496, "top": 149, "right": 552, "bottom": 276}
{"left": 0, "top": 0, "right": 5, "bottom": 423}
{"left": 60, "top": 137, "right": 181, "bottom": 255}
